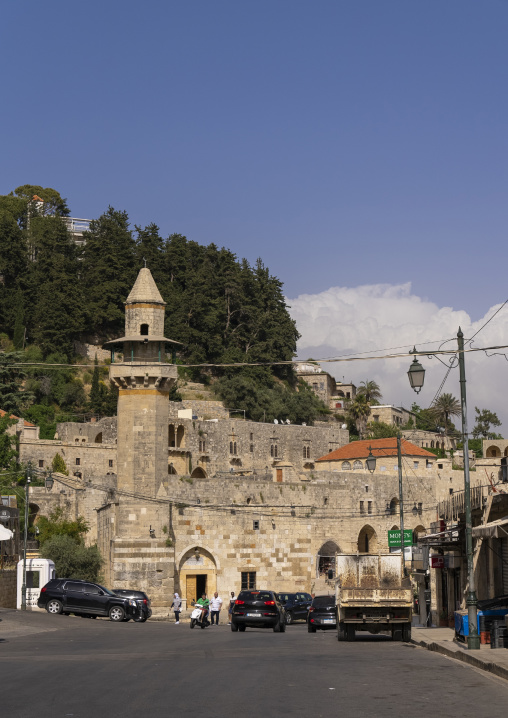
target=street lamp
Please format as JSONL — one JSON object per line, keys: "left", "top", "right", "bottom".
{"left": 407, "top": 330, "right": 480, "bottom": 650}
{"left": 45, "top": 472, "right": 54, "bottom": 491}
{"left": 407, "top": 347, "right": 425, "bottom": 394}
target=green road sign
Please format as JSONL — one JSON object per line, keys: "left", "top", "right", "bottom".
{"left": 388, "top": 529, "right": 413, "bottom": 547}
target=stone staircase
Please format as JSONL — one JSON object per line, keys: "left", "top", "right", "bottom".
{"left": 313, "top": 576, "right": 335, "bottom": 596}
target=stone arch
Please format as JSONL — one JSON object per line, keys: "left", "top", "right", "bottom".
{"left": 505, "top": 447, "right": 508, "bottom": 457}
{"left": 140, "top": 323, "right": 149, "bottom": 335}
{"left": 413, "top": 524, "right": 426, "bottom": 538}
{"left": 486, "top": 444, "right": 501, "bottom": 458}
{"left": 353, "top": 460, "right": 363, "bottom": 470}
{"left": 317, "top": 540, "right": 340, "bottom": 578}
{"left": 389, "top": 497, "right": 399, "bottom": 515}
{"left": 191, "top": 467, "right": 207, "bottom": 479}
{"left": 430, "top": 440, "right": 434, "bottom": 448}
{"left": 168, "top": 463, "right": 177, "bottom": 475}
{"left": 341, "top": 461, "right": 351, "bottom": 470}
{"left": 94, "top": 432, "right": 102, "bottom": 444}
{"left": 358, "top": 525, "right": 377, "bottom": 554}
{"left": 177, "top": 545, "right": 219, "bottom": 608}
{"left": 337, "top": 390, "right": 345, "bottom": 397}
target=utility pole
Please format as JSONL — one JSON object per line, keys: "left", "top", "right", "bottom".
{"left": 457, "top": 328, "right": 480, "bottom": 649}
{"left": 21, "top": 462, "right": 32, "bottom": 611}
{"left": 396, "top": 434, "right": 406, "bottom": 576}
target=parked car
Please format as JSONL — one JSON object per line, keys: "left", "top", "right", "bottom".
{"left": 307, "top": 594, "right": 336, "bottom": 632}
{"left": 231, "top": 590, "right": 286, "bottom": 632}
{"left": 38, "top": 579, "right": 142, "bottom": 622}
{"left": 278, "top": 592, "right": 312, "bottom": 624}
{"left": 113, "top": 589, "right": 152, "bottom": 622}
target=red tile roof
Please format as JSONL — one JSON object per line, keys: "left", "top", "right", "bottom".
{"left": 316, "top": 437, "right": 435, "bottom": 462}
{"left": 0, "top": 409, "right": 35, "bottom": 427}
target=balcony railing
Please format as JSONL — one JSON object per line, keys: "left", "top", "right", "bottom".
{"left": 438, "top": 484, "right": 486, "bottom": 522}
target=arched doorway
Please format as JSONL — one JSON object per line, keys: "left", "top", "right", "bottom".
{"left": 178, "top": 546, "right": 217, "bottom": 608}
{"left": 317, "top": 540, "right": 340, "bottom": 578}
{"left": 191, "top": 467, "right": 207, "bottom": 479}
{"left": 358, "top": 525, "right": 377, "bottom": 554}
{"left": 486, "top": 445, "right": 500, "bottom": 458}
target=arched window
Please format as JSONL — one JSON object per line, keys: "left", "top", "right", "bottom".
{"left": 430, "top": 441, "right": 434, "bottom": 448}
{"left": 353, "top": 460, "right": 363, "bottom": 470}
{"left": 341, "top": 461, "right": 351, "bottom": 470}
{"left": 94, "top": 432, "right": 102, "bottom": 444}
{"left": 389, "top": 497, "right": 399, "bottom": 515}
{"left": 271, "top": 444, "right": 278, "bottom": 458}
{"left": 191, "top": 467, "right": 207, "bottom": 479}
{"left": 303, "top": 446, "right": 310, "bottom": 459}
{"left": 486, "top": 445, "right": 501, "bottom": 458}
{"left": 168, "top": 425, "right": 175, "bottom": 447}
{"left": 140, "top": 324, "right": 149, "bottom": 335}
{"left": 358, "top": 525, "right": 377, "bottom": 554}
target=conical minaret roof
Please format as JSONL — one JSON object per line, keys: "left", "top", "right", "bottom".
{"left": 125, "top": 268, "right": 165, "bottom": 305}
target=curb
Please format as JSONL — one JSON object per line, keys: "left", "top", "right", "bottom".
{"left": 411, "top": 637, "right": 508, "bottom": 682}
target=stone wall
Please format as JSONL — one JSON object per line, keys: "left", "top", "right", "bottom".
{"left": 56, "top": 417, "right": 117, "bottom": 444}
{"left": 0, "top": 569, "right": 17, "bottom": 608}
{"left": 20, "top": 439, "right": 117, "bottom": 480}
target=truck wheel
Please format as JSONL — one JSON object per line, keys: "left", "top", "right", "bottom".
{"left": 392, "top": 627, "right": 403, "bottom": 641}
{"left": 346, "top": 625, "right": 355, "bottom": 641}
{"left": 402, "top": 624, "right": 412, "bottom": 642}
{"left": 338, "top": 623, "right": 346, "bottom": 641}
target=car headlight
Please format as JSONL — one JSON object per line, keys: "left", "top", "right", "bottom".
{"left": 129, "top": 600, "right": 137, "bottom": 607}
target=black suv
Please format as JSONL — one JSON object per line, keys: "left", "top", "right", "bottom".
{"left": 278, "top": 592, "right": 312, "bottom": 624}
{"left": 307, "top": 595, "right": 336, "bottom": 632}
{"left": 231, "top": 590, "right": 286, "bottom": 632}
{"left": 38, "top": 579, "right": 142, "bottom": 622}
{"left": 113, "top": 589, "right": 152, "bottom": 622}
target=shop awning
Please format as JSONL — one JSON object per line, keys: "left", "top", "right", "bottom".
{"left": 472, "top": 517, "right": 508, "bottom": 539}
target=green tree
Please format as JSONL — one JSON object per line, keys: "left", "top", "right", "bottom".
{"left": 52, "top": 453, "right": 69, "bottom": 475}
{"left": 472, "top": 407, "right": 502, "bottom": 439}
{"left": 89, "top": 355, "right": 101, "bottom": 413}
{"left": 12, "top": 288, "right": 25, "bottom": 350}
{"left": 0, "top": 352, "right": 33, "bottom": 414}
{"left": 40, "top": 534, "right": 103, "bottom": 581}
{"left": 357, "top": 380, "right": 382, "bottom": 404}
{"left": 365, "top": 420, "right": 399, "bottom": 439}
{"left": 80, "top": 207, "right": 137, "bottom": 339}
{"left": 0, "top": 210, "right": 28, "bottom": 336}
{"left": 430, "top": 393, "right": 461, "bottom": 436}
{"left": 348, "top": 394, "right": 371, "bottom": 439}
{"left": 0, "top": 414, "right": 18, "bottom": 470}
{"left": 36, "top": 506, "right": 89, "bottom": 545}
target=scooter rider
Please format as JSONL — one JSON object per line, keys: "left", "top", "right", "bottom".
{"left": 196, "top": 593, "right": 210, "bottom": 623}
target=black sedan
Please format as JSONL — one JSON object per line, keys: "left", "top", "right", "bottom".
{"left": 278, "top": 592, "right": 312, "bottom": 624}
{"left": 307, "top": 595, "right": 336, "bottom": 632}
{"left": 231, "top": 590, "right": 286, "bottom": 632}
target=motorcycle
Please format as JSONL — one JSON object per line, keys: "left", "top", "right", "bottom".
{"left": 190, "top": 603, "right": 210, "bottom": 629}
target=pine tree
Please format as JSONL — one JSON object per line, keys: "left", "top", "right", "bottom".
{"left": 52, "top": 453, "right": 69, "bottom": 475}
{"left": 12, "top": 289, "right": 25, "bottom": 350}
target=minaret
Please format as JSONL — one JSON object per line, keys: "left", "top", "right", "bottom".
{"left": 105, "top": 268, "right": 180, "bottom": 509}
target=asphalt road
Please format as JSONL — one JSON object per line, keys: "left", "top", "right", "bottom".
{"left": 1, "top": 609, "right": 508, "bottom": 718}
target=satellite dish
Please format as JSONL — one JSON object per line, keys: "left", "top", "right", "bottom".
{"left": 342, "top": 424, "right": 347, "bottom": 430}
{"left": 286, "top": 419, "right": 290, "bottom": 425}
{"left": 274, "top": 419, "right": 278, "bottom": 424}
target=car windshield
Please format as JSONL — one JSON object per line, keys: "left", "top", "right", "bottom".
{"left": 296, "top": 593, "right": 311, "bottom": 601}
{"left": 312, "top": 596, "right": 335, "bottom": 607}
{"left": 238, "top": 591, "right": 274, "bottom": 602}
{"left": 278, "top": 594, "right": 295, "bottom": 602}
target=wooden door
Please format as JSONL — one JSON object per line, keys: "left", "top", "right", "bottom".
{"left": 186, "top": 575, "right": 197, "bottom": 606}
{"left": 276, "top": 469, "right": 283, "bottom": 483}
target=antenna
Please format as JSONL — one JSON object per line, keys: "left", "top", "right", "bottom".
{"left": 143, "top": 257, "right": 147, "bottom": 268}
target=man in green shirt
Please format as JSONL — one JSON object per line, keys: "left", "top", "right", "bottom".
{"left": 196, "top": 593, "right": 210, "bottom": 623}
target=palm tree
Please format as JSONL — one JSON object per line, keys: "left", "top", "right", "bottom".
{"left": 357, "top": 380, "right": 382, "bottom": 405}
{"left": 348, "top": 394, "right": 371, "bottom": 439}
{"left": 430, "top": 393, "right": 461, "bottom": 435}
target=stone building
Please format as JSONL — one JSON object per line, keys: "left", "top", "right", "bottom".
{"left": 20, "top": 268, "right": 476, "bottom": 617}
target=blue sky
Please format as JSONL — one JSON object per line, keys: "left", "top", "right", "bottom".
{"left": 3, "top": 1, "right": 508, "bottom": 424}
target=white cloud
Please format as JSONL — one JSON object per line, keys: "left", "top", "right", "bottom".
{"left": 287, "top": 283, "right": 508, "bottom": 434}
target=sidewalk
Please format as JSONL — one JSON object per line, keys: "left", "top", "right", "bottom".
{"left": 412, "top": 626, "right": 508, "bottom": 681}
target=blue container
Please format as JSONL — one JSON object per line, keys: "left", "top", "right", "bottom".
{"left": 454, "top": 609, "right": 508, "bottom": 637}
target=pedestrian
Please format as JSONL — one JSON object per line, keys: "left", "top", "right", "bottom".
{"left": 227, "top": 590, "right": 237, "bottom": 625}
{"left": 171, "top": 592, "right": 182, "bottom": 624}
{"left": 209, "top": 591, "right": 223, "bottom": 625}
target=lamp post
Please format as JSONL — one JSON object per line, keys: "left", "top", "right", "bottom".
{"left": 407, "top": 330, "right": 480, "bottom": 649}
{"left": 21, "top": 461, "right": 32, "bottom": 611}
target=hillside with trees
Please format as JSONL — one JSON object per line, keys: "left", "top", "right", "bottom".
{"left": 0, "top": 184, "right": 327, "bottom": 430}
